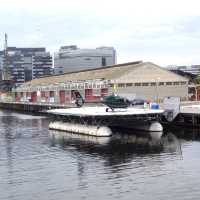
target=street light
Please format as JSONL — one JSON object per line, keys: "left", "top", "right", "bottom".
{"left": 155, "top": 77, "right": 160, "bottom": 103}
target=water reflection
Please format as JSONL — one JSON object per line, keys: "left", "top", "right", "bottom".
{"left": 2, "top": 114, "right": 15, "bottom": 179}
{"left": 2, "top": 111, "right": 200, "bottom": 200}
{"left": 49, "top": 130, "right": 183, "bottom": 196}
{"left": 49, "top": 130, "right": 181, "bottom": 165}
{"left": 165, "top": 126, "right": 200, "bottom": 141}
{"left": 162, "top": 132, "right": 182, "bottom": 154}
{"left": 0, "top": 111, "right": 49, "bottom": 173}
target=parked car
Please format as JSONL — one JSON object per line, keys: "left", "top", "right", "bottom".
{"left": 131, "top": 98, "right": 147, "bottom": 106}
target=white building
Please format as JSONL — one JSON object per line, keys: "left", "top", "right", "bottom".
{"left": 54, "top": 46, "right": 116, "bottom": 74}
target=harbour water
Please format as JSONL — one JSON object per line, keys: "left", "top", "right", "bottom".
{"left": 1, "top": 110, "right": 200, "bottom": 200}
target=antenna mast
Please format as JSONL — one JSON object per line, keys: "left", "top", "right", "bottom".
{"left": 3, "top": 33, "right": 10, "bottom": 80}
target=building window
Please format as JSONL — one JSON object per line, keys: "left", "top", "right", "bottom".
{"left": 85, "top": 83, "right": 88, "bottom": 88}
{"left": 92, "top": 83, "right": 97, "bottom": 88}
{"left": 118, "top": 83, "right": 125, "bottom": 87}
{"left": 166, "top": 82, "right": 172, "bottom": 85}
{"left": 85, "top": 58, "right": 91, "bottom": 61}
{"left": 88, "top": 84, "right": 92, "bottom": 89}
{"left": 109, "top": 84, "right": 114, "bottom": 87}
{"left": 173, "top": 82, "right": 179, "bottom": 85}
{"left": 181, "top": 81, "right": 186, "bottom": 85}
{"left": 135, "top": 83, "right": 141, "bottom": 86}
{"left": 151, "top": 82, "right": 156, "bottom": 86}
{"left": 101, "top": 88, "right": 108, "bottom": 97}
{"left": 102, "top": 57, "right": 106, "bottom": 66}
{"left": 142, "top": 82, "right": 149, "bottom": 86}
{"left": 159, "top": 82, "right": 164, "bottom": 86}
{"left": 126, "top": 83, "right": 133, "bottom": 87}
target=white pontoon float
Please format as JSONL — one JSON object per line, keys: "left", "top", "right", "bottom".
{"left": 47, "top": 106, "right": 164, "bottom": 139}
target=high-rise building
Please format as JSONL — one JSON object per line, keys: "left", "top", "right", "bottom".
{"left": 54, "top": 46, "right": 116, "bottom": 74}
{"left": 8, "top": 51, "right": 25, "bottom": 85}
{"left": 1, "top": 47, "right": 53, "bottom": 86}
{"left": 32, "top": 52, "right": 52, "bottom": 79}
{"left": 0, "top": 51, "right": 4, "bottom": 81}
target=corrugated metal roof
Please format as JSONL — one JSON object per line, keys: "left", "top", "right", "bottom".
{"left": 115, "top": 62, "right": 189, "bottom": 83}
{"left": 22, "top": 61, "right": 188, "bottom": 87}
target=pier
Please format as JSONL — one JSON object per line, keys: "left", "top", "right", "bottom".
{"left": 0, "top": 101, "right": 69, "bottom": 113}
{"left": 162, "top": 98, "right": 200, "bottom": 127}
{"left": 168, "top": 103, "right": 200, "bottom": 127}
{"left": 2, "top": 99, "right": 200, "bottom": 129}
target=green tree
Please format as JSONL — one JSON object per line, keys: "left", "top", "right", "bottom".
{"left": 194, "top": 76, "right": 200, "bottom": 84}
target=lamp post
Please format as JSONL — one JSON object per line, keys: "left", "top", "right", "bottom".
{"left": 155, "top": 77, "right": 160, "bottom": 103}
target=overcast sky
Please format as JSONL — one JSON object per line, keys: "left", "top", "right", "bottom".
{"left": 0, "top": 0, "right": 200, "bottom": 66}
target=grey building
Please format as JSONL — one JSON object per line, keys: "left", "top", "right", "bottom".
{"left": 32, "top": 52, "right": 52, "bottom": 79}
{"left": 167, "top": 65, "right": 200, "bottom": 76}
{"left": 0, "top": 51, "right": 4, "bottom": 81}
{"left": 9, "top": 53, "right": 25, "bottom": 85}
{"left": 54, "top": 46, "right": 116, "bottom": 74}
{"left": 1, "top": 47, "right": 53, "bottom": 86}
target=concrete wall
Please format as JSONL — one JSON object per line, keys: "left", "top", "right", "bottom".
{"left": 109, "top": 84, "right": 188, "bottom": 101}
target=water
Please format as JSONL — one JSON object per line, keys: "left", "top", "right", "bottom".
{"left": 0, "top": 110, "right": 200, "bottom": 200}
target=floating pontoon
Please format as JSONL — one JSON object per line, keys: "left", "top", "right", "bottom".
{"left": 48, "top": 106, "right": 164, "bottom": 139}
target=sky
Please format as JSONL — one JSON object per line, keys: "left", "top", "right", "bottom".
{"left": 0, "top": 0, "right": 200, "bottom": 66}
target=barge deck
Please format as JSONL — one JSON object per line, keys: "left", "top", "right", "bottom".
{"left": 48, "top": 106, "right": 164, "bottom": 139}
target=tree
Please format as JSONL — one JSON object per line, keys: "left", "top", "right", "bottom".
{"left": 194, "top": 76, "right": 200, "bottom": 84}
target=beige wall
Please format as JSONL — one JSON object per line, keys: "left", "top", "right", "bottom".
{"left": 108, "top": 84, "right": 188, "bottom": 101}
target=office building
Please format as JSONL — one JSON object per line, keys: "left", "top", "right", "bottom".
{"left": 1, "top": 47, "right": 53, "bottom": 86}
{"left": 32, "top": 52, "right": 52, "bottom": 79}
{"left": 54, "top": 46, "right": 116, "bottom": 74}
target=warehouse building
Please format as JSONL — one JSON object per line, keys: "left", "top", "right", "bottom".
{"left": 13, "top": 61, "right": 189, "bottom": 104}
